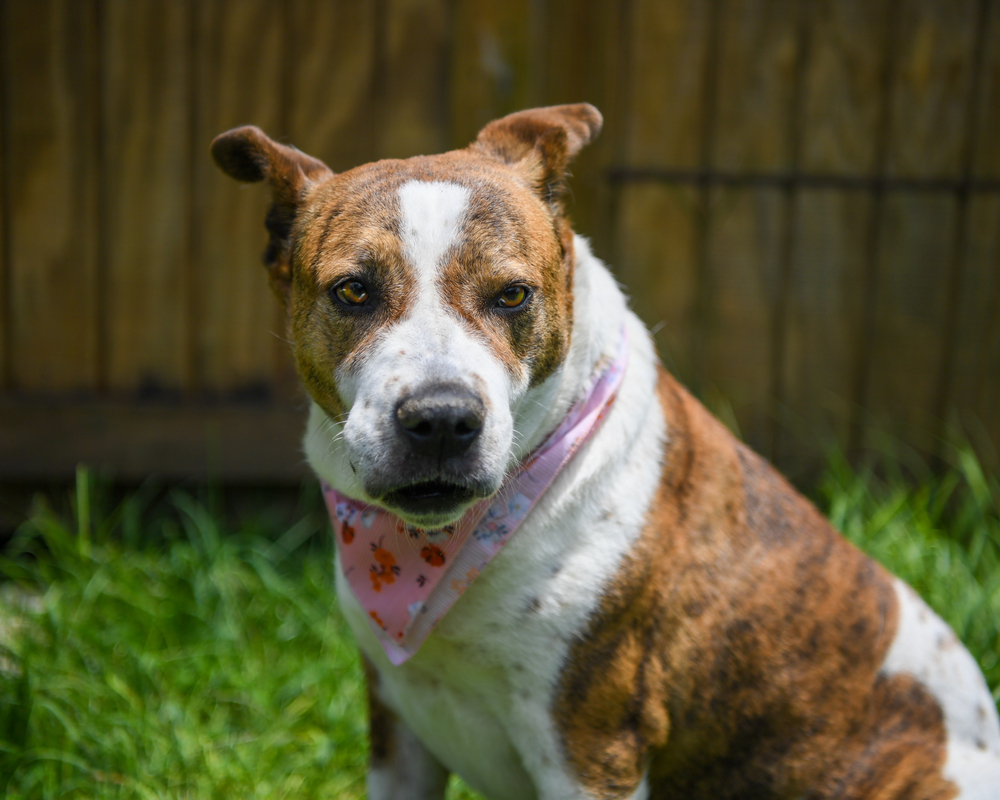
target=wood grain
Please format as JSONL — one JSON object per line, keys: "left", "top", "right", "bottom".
{"left": 192, "top": 0, "right": 286, "bottom": 394}
{"left": 798, "top": 0, "right": 894, "bottom": 176}
{"left": 102, "top": 0, "right": 193, "bottom": 393}
{"left": 285, "top": 0, "right": 380, "bottom": 172}
{"left": 703, "top": 0, "right": 803, "bottom": 455}
{"left": 864, "top": 0, "right": 979, "bottom": 454}
{"left": 447, "top": 0, "right": 535, "bottom": 151}
{"left": 3, "top": 0, "right": 101, "bottom": 391}
{"left": 532, "top": 0, "right": 621, "bottom": 255}
{"left": 376, "top": 0, "right": 450, "bottom": 160}
{"left": 945, "top": 0, "right": 1000, "bottom": 470}
{"left": 779, "top": 0, "right": 892, "bottom": 472}
{"left": 885, "top": 0, "right": 980, "bottom": 180}
{"left": 613, "top": 0, "right": 713, "bottom": 387}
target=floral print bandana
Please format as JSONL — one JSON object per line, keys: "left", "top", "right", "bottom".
{"left": 322, "top": 331, "right": 629, "bottom": 665}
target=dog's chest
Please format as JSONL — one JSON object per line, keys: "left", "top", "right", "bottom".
{"left": 336, "top": 512, "right": 628, "bottom": 799}
{"left": 339, "top": 560, "right": 568, "bottom": 798}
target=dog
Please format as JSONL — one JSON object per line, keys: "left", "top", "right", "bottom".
{"left": 211, "top": 104, "right": 1000, "bottom": 800}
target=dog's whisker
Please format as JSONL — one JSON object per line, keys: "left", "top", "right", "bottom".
{"left": 266, "top": 328, "right": 295, "bottom": 347}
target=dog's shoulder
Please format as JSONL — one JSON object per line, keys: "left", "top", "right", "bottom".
{"left": 552, "top": 366, "right": 1000, "bottom": 797}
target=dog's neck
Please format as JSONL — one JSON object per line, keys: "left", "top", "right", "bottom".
{"left": 303, "top": 234, "right": 629, "bottom": 505}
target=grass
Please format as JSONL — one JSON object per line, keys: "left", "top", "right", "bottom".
{"left": 820, "top": 447, "right": 1000, "bottom": 700}
{"left": 0, "top": 477, "right": 372, "bottom": 799}
{"left": 0, "top": 451, "right": 998, "bottom": 798}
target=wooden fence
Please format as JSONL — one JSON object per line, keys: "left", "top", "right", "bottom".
{"left": 1, "top": 0, "right": 998, "bottom": 485}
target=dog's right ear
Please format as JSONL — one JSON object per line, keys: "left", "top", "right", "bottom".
{"left": 211, "top": 126, "right": 332, "bottom": 303}
{"left": 471, "top": 104, "right": 602, "bottom": 212}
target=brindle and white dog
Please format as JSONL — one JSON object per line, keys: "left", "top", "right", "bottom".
{"left": 211, "top": 104, "right": 1000, "bottom": 800}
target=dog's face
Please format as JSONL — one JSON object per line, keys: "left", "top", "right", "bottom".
{"left": 212, "top": 105, "right": 602, "bottom": 528}
{"left": 294, "top": 157, "right": 569, "bottom": 527}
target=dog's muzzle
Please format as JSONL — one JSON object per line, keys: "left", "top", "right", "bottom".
{"left": 359, "top": 383, "right": 493, "bottom": 522}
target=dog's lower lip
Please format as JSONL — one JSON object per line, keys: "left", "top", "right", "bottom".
{"left": 384, "top": 481, "right": 476, "bottom": 515}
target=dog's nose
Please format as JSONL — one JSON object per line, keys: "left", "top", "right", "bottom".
{"left": 396, "top": 386, "right": 485, "bottom": 459}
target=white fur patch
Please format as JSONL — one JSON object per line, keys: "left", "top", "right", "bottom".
{"left": 397, "top": 180, "right": 470, "bottom": 299}
{"left": 626, "top": 776, "right": 650, "bottom": 800}
{"left": 881, "top": 579, "right": 1000, "bottom": 797}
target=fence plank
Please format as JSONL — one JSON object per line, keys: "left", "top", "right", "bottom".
{"left": 615, "top": 183, "right": 703, "bottom": 386}
{"left": 948, "top": 0, "right": 1000, "bottom": 468}
{"left": 285, "top": 1, "right": 380, "bottom": 172}
{"left": 613, "top": 0, "right": 713, "bottom": 387}
{"left": 533, "top": 0, "right": 621, "bottom": 256}
{"left": 377, "top": 0, "right": 450, "bottom": 160}
{"left": 864, "top": 0, "right": 979, "bottom": 454}
{"left": 0, "top": 33, "right": 7, "bottom": 391}
{"left": 869, "top": 194, "right": 960, "bottom": 453}
{"left": 710, "top": 0, "right": 801, "bottom": 171}
{"left": 447, "top": 0, "right": 535, "bottom": 150}
{"left": 798, "top": 0, "right": 893, "bottom": 177}
{"left": 949, "top": 195, "right": 1000, "bottom": 470}
{"left": 780, "top": 0, "right": 891, "bottom": 470}
{"left": 193, "top": 0, "right": 286, "bottom": 393}
{"left": 703, "top": 0, "right": 803, "bottom": 453}
{"left": 3, "top": 0, "right": 100, "bottom": 392}
{"left": 103, "top": 0, "right": 192, "bottom": 393}
{"left": 886, "top": 0, "right": 980, "bottom": 179}
{"left": 447, "top": 0, "right": 618, "bottom": 256}
{"left": 970, "top": 0, "right": 1000, "bottom": 183}
{"left": 782, "top": 191, "right": 876, "bottom": 457}
{"left": 703, "top": 187, "right": 786, "bottom": 448}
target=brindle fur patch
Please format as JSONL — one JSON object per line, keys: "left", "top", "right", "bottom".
{"left": 554, "top": 367, "right": 954, "bottom": 799}
{"left": 441, "top": 177, "right": 570, "bottom": 387}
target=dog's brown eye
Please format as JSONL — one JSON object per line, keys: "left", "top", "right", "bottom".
{"left": 335, "top": 280, "right": 370, "bottom": 306}
{"left": 497, "top": 285, "right": 528, "bottom": 309}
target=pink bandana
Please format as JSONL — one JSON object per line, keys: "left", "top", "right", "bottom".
{"left": 323, "top": 332, "right": 628, "bottom": 665}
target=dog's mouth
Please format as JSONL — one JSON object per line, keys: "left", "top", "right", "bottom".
{"left": 382, "top": 480, "right": 479, "bottom": 520}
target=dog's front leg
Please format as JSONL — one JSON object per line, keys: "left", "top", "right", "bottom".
{"left": 364, "top": 657, "right": 449, "bottom": 800}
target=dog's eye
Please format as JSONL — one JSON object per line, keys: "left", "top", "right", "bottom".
{"left": 497, "top": 285, "right": 528, "bottom": 309}
{"left": 333, "top": 280, "right": 370, "bottom": 307}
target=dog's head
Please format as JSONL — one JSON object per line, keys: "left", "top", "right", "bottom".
{"left": 211, "top": 105, "right": 602, "bottom": 527}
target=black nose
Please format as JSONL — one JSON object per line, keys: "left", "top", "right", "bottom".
{"left": 396, "top": 386, "right": 485, "bottom": 459}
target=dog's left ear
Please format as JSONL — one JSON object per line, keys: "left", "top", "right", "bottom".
{"left": 211, "top": 126, "right": 333, "bottom": 303}
{"left": 471, "top": 104, "right": 603, "bottom": 210}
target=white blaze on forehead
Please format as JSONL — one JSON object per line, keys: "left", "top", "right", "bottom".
{"left": 397, "top": 180, "right": 471, "bottom": 295}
